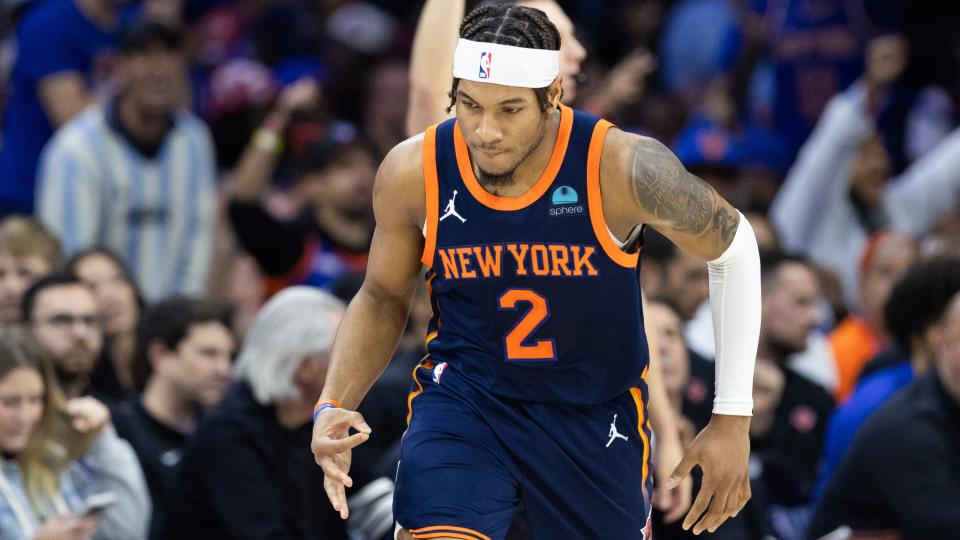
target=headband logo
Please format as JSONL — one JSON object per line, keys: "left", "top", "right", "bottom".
{"left": 479, "top": 52, "right": 492, "bottom": 79}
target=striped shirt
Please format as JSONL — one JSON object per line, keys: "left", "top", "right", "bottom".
{"left": 36, "top": 101, "right": 216, "bottom": 300}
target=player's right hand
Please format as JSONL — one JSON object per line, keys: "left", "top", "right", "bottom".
{"left": 310, "top": 407, "right": 372, "bottom": 520}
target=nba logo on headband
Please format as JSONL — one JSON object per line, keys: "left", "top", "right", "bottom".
{"left": 454, "top": 39, "right": 559, "bottom": 88}
{"left": 479, "top": 52, "right": 492, "bottom": 79}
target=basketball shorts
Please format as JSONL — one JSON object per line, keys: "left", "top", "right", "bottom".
{"left": 393, "top": 359, "right": 654, "bottom": 540}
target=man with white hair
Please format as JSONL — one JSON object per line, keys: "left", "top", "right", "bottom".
{"left": 158, "top": 287, "right": 349, "bottom": 540}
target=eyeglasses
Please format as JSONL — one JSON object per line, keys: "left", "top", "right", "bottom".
{"left": 34, "top": 313, "right": 103, "bottom": 331}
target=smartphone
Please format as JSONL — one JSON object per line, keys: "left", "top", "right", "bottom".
{"left": 81, "top": 491, "right": 117, "bottom": 517}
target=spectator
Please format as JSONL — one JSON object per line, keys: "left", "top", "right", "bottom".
{"left": 114, "top": 297, "right": 234, "bottom": 539}
{"left": 0, "top": 0, "right": 120, "bottom": 216}
{"left": 67, "top": 248, "right": 145, "bottom": 403}
{"left": 771, "top": 36, "right": 960, "bottom": 310}
{"left": 159, "top": 287, "right": 348, "bottom": 540}
{"left": 0, "top": 325, "right": 150, "bottom": 539}
{"left": 0, "top": 216, "right": 62, "bottom": 325}
{"left": 749, "top": 0, "right": 874, "bottom": 157}
{"left": 228, "top": 79, "right": 375, "bottom": 295}
{"left": 809, "top": 291, "right": 960, "bottom": 540}
{"left": 828, "top": 231, "right": 917, "bottom": 401}
{"left": 21, "top": 273, "right": 103, "bottom": 400}
{"left": 750, "top": 252, "right": 835, "bottom": 540}
{"left": 37, "top": 20, "right": 216, "bottom": 301}
{"left": 815, "top": 257, "right": 960, "bottom": 500}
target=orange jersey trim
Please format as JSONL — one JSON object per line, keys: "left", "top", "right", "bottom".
{"left": 421, "top": 125, "right": 440, "bottom": 266}
{"left": 405, "top": 360, "right": 433, "bottom": 426}
{"left": 586, "top": 120, "right": 639, "bottom": 269}
{"left": 452, "top": 105, "right": 573, "bottom": 212}
{"left": 629, "top": 368, "right": 651, "bottom": 490}
{"left": 410, "top": 525, "right": 492, "bottom": 540}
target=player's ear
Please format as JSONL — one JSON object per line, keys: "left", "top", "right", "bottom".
{"left": 548, "top": 77, "right": 563, "bottom": 109}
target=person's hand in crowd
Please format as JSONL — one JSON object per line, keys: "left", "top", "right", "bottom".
{"left": 275, "top": 77, "right": 322, "bottom": 118}
{"left": 587, "top": 50, "right": 657, "bottom": 116}
{"left": 666, "top": 415, "right": 751, "bottom": 535}
{"left": 66, "top": 397, "right": 110, "bottom": 435}
{"left": 310, "top": 407, "right": 371, "bottom": 519}
{"left": 33, "top": 515, "right": 98, "bottom": 540}
{"left": 864, "top": 34, "right": 907, "bottom": 103}
{"left": 653, "top": 425, "right": 694, "bottom": 523}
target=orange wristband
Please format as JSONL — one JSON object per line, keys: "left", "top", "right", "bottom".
{"left": 313, "top": 399, "right": 342, "bottom": 422}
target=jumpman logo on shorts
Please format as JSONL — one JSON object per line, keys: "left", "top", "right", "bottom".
{"left": 439, "top": 190, "right": 467, "bottom": 223}
{"left": 606, "top": 414, "right": 629, "bottom": 447}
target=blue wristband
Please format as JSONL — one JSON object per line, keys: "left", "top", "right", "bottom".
{"left": 313, "top": 402, "right": 338, "bottom": 422}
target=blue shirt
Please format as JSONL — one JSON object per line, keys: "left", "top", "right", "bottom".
{"left": 752, "top": 0, "right": 867, "bottom": 156}
{"left": 0, "top": 0, "right": 117, "bottom": 213}
{"left": 813, "top": 362, "right": 914, "bottom": 500}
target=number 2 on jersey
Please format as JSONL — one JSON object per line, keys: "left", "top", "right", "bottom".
{"left": 497, "top": 289, "right": 556, "bottom": 361}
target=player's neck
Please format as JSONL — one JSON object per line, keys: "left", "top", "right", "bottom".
{"left": 474, "top": 109, "right": 560, "bottom": 198}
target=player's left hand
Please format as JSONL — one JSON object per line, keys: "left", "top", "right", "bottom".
{"left": 665, "top": 414, "right": 751, "bottom": 535}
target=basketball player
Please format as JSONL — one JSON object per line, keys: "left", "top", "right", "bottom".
{"left": 408, "top": 0, "right": 691, "bottom": 525}
{"left": 312, "top": 5, "right": 761, "bottom": 539}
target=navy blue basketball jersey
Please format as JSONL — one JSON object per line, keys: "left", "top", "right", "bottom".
{"left": 419, "top": 105, "right": 649, "bottom": 405}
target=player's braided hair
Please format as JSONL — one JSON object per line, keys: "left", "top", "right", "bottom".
{"left": 447, "top": 2, "right": 562, "bottom": 113}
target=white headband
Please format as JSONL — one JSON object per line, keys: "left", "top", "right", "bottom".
{"left": 452, "top": 38, "right": 559, "bottom": 88}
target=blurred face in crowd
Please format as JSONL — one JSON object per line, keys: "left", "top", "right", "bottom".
{"left": 302, "top": 146, "right": 377, "bottom": 219}
{"left": 120, "top": 43, "right": 187, "bottom": 115}
{"left": 520, "top": 0, "right": 586, "bottom": 101}
{"left": 646, "top": 302, "right": 689, "bottom": 402}
{"left": 0, "top": 252, "right": 51, "bottom": 325}
{"left": 663, "top": 250, "right": 709, "bottom": 321}
{"left": 849, "top": 135, "right": 891, "bottom": 208}
{"left": 936, "top": 294, "right": 960, "bottom": 402}
{"left": 30, "top": 284, "right": 103, "bottom": 380}
{"left": 0, "top": 367, "right": 44, "bottom": 454}
{"left": 73, "top": 253, "right": 139, "bottom": 338}
{"left": 154, "top": 321, "right": 235, "bottom": 408}
{"left": 859, "top": 233, "right": 917, "bottom": 333}
{"left": 761, "top": 262, "right": 822, "bottom": 357}
{"left": 456, "top": 79, "right": 561, "bottom": 186}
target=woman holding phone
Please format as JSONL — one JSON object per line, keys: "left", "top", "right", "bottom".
{"left": 0, "top": 326, "right": 149, "bottom": 540}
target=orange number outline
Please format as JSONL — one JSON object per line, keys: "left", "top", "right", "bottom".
{"left": 497, "top": 288, "right": 556, "bottom": 361}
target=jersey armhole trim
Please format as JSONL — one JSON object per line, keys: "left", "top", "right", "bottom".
{"left": 420, "top": 125, "right": 440, "bottom": 267}
{"left": 587, "top": 120, "right": 640, "bottom": 268}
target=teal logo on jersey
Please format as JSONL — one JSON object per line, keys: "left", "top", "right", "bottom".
{"left": 551, "top": 186, "right": 578, "bottom": 205}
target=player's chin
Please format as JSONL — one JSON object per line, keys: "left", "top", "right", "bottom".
{"left": 478, "top": 154, "right": 520, "bottom": 177}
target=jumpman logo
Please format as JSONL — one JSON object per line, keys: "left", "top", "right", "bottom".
{"left": 439, "top": 190, "right": 466, "bottom": 223}
{"left": 606, "top": 414, "right": 629, "bottom": 448}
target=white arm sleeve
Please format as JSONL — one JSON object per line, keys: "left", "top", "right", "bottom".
{"left": 707, "top": 213, "right": 761, "bottom": 416}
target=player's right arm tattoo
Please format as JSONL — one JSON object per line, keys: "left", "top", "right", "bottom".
{"left": 627, "top": 136, "right": 740, "bottom": 247}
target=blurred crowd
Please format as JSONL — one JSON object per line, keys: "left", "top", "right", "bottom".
{"left": 0, "top": 0, "right": 958, "bottom": 539}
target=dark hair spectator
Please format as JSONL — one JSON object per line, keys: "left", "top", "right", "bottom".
{"left": 66, "top": 248, "right": 146, "bottom": 403}
{"left": 21, "top": 272, "right": 104, "bottom": 399}
{"left": 36, "top": 19, "right": 217, "bottom": 301}
{"left": 115, "top": 296, "right": 235, "bottom": 538}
